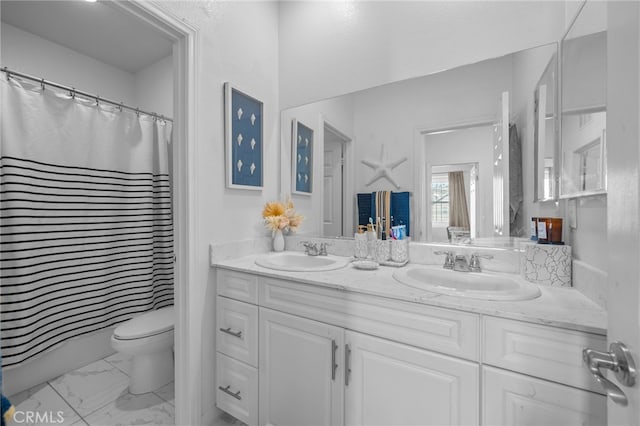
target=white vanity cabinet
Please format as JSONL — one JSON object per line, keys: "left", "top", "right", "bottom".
{"left": 259, "top": 307, "right": 344, "bottom": 426}
{"left": 344, "top": 331, "right": 478, "bottom": 426}
{"left": 215, "top": 267, "right": 607, "bottom": 426}
{"left": 482, "top": 316, "right": 608, "bottom": 425}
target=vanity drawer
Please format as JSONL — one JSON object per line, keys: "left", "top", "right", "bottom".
{"left": 259, "top": 276, "right": 480, "bottom": 361}
{"left": 217, "top": 296, "right": 258, "bottom": 367}
{"left": 483, "top": 366, "right": 606, "bottom": 426}
{"left": 217, "top": 269, "right": 258, "bottom": 304}
{"left": 216, "top": 352, "right": 258, "bottom": 426}
{"left": 483, "top": 316, "right": 607, "bottom": 393}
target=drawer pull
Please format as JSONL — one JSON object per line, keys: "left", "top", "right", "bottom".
{"left": 331, "top": 339, "right": 338, "bottom": 381}
{"left": 345, "top": 343, "right": 352, "bottom": 386}
{"left": 219, "top": 327, "right": 243, "bottom": 338}
{"left": 218, "top": 385, "right": 242, "bottom": 400}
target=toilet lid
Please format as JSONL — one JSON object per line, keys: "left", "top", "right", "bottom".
{"left": 114, "top": 306, "right": 174, "bottom": 340}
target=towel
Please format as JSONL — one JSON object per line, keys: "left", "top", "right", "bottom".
{"left": 357, "top": 191, "right": 410, "bottom": 236}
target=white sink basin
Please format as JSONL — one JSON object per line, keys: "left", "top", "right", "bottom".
{"left": 393, "top": 265, "right": 541, "bottom": 301}
{"left": 255, "top": 252, "right": 350, "bottom": 272}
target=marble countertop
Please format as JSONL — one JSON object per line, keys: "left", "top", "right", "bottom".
{"left": 213, "top": 253, "right": 607, "bottom": 335}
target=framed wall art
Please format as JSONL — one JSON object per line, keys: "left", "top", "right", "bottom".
{"left": 224, "top": 82, "right": 263, "bottom": 190}
{"left": 291, "top": 119, "right": 313, "bottom": 195}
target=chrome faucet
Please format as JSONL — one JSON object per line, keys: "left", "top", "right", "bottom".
{"left": 301, "top": 241, "right": 320, "bottom": 256}
{"left": 434, "top": 250, "right": 455, "bottom": 269}
{"left": 453, "top": 255, "right": 471, "bottom": 272}
{"left": 469, "top": 253, "right": 493, "bottom": 272}
{"left": 319, "top": 242, "right": 330, "bottom": 256}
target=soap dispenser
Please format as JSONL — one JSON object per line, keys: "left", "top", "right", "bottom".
{"left": 354, "top": 225, "right": 368, "bottom": 259}
{"left": 366, "top": 223, "right": 377, "bottom": 259}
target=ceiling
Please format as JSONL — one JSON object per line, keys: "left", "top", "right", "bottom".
{"left": 1, "top": 1, "right": 173, "bottom": 73}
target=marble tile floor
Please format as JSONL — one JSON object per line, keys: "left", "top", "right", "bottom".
{"left": 9, "top": 352, "right": 175, "bottom": 426}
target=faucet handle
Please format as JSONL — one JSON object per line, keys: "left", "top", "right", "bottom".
{"left": 300, "top": 241, "right": 313, "bottom": 254}
{"left": 469, "top": 253, "right": 493, "bottom": 272}
{"left": 434, "top": 250, "right": 455, "bottom": 269}
{"left": 319, "top": 242, "right": 331, "bottom": 256}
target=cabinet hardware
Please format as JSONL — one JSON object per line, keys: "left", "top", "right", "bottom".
{"left": 218, "top": 384, "right": 242, "bottom": 400}
{"left": 345, "top": 343, "right": 352, "bottom": 386}
{"left": 219, "top": 327, "right": 243, "bottom": 338}
{"left": 332, "top": 339, "right": 338, "bottom": 381}
{"left": 583, "top": 341, "right": 636, "bottom": 406}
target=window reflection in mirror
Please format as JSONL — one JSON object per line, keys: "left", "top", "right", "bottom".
{"left": 560, "top": 0, "right": 607, "bottom": 198}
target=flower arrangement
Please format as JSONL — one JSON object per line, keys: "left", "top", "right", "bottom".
{"left": 262, "top": 198, "right": 304, "bottom": 235}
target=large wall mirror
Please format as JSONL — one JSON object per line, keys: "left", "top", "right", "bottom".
{"left": 560, "top": 0, "right": 607, "bottom": 198}
{"left": 281, "top": 42, "right": 558, "bottom": 246}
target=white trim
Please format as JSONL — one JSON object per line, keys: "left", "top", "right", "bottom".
{"left": 320, "top": 117, "right": 354, "bottom": 237}
{"left": 108, "top": 2, "right": 200, "bottom": 424}
{"left": 413, "top": 117, "right": 495, "bottom": 242}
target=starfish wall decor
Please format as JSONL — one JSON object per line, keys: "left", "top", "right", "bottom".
{"left": 361, "top": 144, "right": 407, "bottom": 189}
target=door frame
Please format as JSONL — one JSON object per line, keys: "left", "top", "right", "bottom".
{"left": 320, "top": 117, "right": 353, "bottom": 237}
{"left": 109, "top": 2, "right": 199, "bottom": 424}
{"left": 414, "top": 118, "right": 494, "bottom": 242}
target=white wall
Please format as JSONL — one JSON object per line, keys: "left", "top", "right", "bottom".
{"left": 135, "top": 55, "right": 173, "bottom": 118}
{"left": 155, "top": 2, "right": 280, "bottom": 422}
{"left": 1, "top": 23, "right": 137, "bottom": 106}
{"left": 279, "top": 0, "right": 566, "bottom": 108}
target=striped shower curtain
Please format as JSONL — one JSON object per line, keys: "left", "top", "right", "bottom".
{"left": 0, "top": 78, "right": 174, "bottom": 367}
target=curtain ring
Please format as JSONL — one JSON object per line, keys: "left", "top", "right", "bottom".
{"left": 118, "top": 102, "right": 123, "bottom": 112}
{"left": 4, "top": 67, "right": 10, "bottom": 81}
{"left": 40, "top": 78, "right": 45, "bottom": 91}
{"left": 135, "top": 108, "right": 140, "bottom": 117}
{"left": 96, "top": 95, "right": 100, "bottom": 106}
{"left": 69, "top": 87, "right": 76, "bottom": 99}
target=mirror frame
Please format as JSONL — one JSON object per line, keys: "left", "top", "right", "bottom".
{"left": 558, "top": 0, "right": 608, "bottom": 199}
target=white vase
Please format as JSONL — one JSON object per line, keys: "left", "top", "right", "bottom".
{"left": 273, "top": 229, "right": 285, "bottom": 252}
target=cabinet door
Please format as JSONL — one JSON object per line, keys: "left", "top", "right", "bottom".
{"left": 344, "top": 331, "right": 478, "bottom": 426}
{"left": 259, "top": 308, "right": 344, "bottom": 426}
{"left": 483, "top": 366, "right": 606, "bottom": 426}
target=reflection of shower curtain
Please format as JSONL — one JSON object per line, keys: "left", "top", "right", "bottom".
{"left": 0, "top": 78, "right": 173, "bottom": 367}
{"left": 448, "top": 171, "right": 470, "bottom": 229}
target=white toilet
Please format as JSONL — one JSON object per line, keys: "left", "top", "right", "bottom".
{"left": 111, "top": 306, "right": 174, "bottom": 394}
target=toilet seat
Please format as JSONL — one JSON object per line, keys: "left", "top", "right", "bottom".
{"left": 114, "top": 306, "right": 174, "bottom": 340}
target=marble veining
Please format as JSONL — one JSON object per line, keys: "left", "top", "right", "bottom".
{"left": 214, "top": 253, "right": 607, "bottom": 335}
{"left": 82, "top": 392, "right": 174, "bottom": 426}
{"left": 12, "top": 354, "right": 175, "bottom": 426}
{"left": 48, "top": 360, "right": 130, "bottom": 417}
{"left": 10, "top": 383, "right": 81, "bottom": 426}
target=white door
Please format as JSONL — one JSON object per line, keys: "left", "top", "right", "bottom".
{"left": 344, "top": 330, "right": 478, "bottom": 426}
{"left": 323, "top": 138, "right": 343, "bottom": 237}
{"left": 259, "top": 308, "right": 344, "bottom": 426}
{"left": 602, "top": 2, "right": 640, "bottom": 423}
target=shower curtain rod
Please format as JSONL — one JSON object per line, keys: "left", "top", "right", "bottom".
{"left": 1, "top": 66, "right": 173, "bottom": 123}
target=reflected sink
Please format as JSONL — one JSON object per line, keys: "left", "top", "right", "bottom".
{"left": 255, "top": 251, "right": 350, "bottom": 272}
{"left": 393, "top": 265, "right": 541, "bottom": 301}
